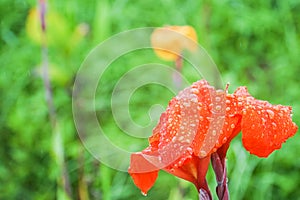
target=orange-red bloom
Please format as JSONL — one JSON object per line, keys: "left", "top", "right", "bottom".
{"left": 128, "top": 80, "right": 297, "bottom": 196}
{"left": 151, "top": 26, "right": 198, "bottom": 61}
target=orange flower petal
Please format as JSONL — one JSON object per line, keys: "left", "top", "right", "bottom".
{"left": 151, "top": 26, "right": 198, "bottom": 61}
{"left": 128, "top": 152, "right": 159, "bottom": 195}
{"left": 129, "top": 171, "right": 158, "bottom": 195}
{"left": 241, "top": 99, "right": 298, "bottom": 157}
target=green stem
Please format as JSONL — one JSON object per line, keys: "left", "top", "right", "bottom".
{"left": 39, "top": 0, "right": 72, "bottom": 198}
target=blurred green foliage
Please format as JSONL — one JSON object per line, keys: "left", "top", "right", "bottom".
{"left": 0, "top": 0, "right": 299, "bottom": 199}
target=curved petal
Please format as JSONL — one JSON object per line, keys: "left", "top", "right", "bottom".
{"left": 128, "top": 152, "right": 159, "bottom": 195}
{"left": 241, "top": 100, "right": 298, "bottom": 157}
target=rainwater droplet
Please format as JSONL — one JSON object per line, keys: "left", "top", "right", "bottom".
{"left": 200, "top": 150, "right": 207, "bottom": 157}
{"left": 266, "top": 109, "right": 275, "bottom": 119}
{"left": 215, "top": 96, "right": 221, "bottom": 102}
{"left": 183, "top": 102, "right": 190, "bottom": 107}
{"left": 271, "top": 122, "right": 277, "bottom": 129}
{"left": 191, "top": 97, "right": 198, "bottom": 103}
{"left": 187, "top": 147, "right": 193, "bottom": 153}
{"left": 212, "top": 130, "right": 217, "bottom": 136}
{"left": 178, "top": 136, "right": 184, "bottom": 141}
{"left": 141, "top": 191, "right": 147, "bottom": 196}
{"left": 191, "top": 88, "right": 199, "bottom": 94}
{"left": 172, "top": 137, "right": 177, "bottom": 142}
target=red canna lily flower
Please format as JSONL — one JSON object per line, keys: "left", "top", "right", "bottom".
{"left": 128, "top": 79, "right": 297, "bottom": 198}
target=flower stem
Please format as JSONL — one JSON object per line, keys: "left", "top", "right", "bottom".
{"left": 197, "top": 157, "right": 212, "bottom": 200}
{"left": 39, "top": 0, "right": 72, "bottom": 198}
{"left": 211, "top": 152, "right": 229, "bottom": 200}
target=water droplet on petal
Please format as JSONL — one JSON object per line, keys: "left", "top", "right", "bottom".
{"left": 172, "top": 136, "right": 177, "bottom": 142}
{"left": 141, "top": 191, "right": 147, "bottom": 196}
{"left": 200, "top": 150, "right": 207, "bottom": 157}
{"left": 191, "top": 97, "right": 198, "bottom": 103}
{"left": 191, "top": 88, "right": 199, "bottom": 94}
{"left": 266, "top": 109, "right": 275, "bottom": 119}
{"left": 271, "top": 122, "right": 277, "bottom": 129}
{"left": 212, "top": 130, "right": 217, "bottom": 136}
{"left": 178, "top": 136, "right": 184, "bottom": 141}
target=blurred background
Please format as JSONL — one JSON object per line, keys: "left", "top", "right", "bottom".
{"left": 1, "top": 0, "right": 300, "bottom": 199}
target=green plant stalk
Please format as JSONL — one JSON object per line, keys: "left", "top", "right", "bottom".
{"left": 39, "top": 0, "right": 72, "bottom": 199}
{"left": 100, "top": 164, "right": 111, "bottom": 200}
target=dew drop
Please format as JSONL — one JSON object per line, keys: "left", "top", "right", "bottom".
{"left": 266, "top": 109, "right": 275, "bottom": 119}
{"left": 200, "top": 150, "right": 207, "bottom": 157}
{"left": 183, "top": 102, "right": 190, "bottom": 107}
{"left": 242, "top": 109, "right": 247, "bottom": 115}
{"left": 191, "top": 88, "right": 199, "bottom": 94}
{"left": 178, "top": 136, "right": 184, "bottom": 141}
{"left": 271, "top": 122, "right": 277, "bottom": 129}
{"left": 185, "top": 139, "right": 191, "bottom": 143}
{"left": 215, "top": 105, "right": 222, "bottom": 110}
{"left": 172, "top": 136, "right": 177, "bottom": 142}
{"left": 158, "top": 155, "right": 162, "bottom": 162}
{"left": 212, "top": 130, "right": 217, "bottom": 136}
{"left": 191, "top": 96, "right": 198, "bottom": 102}
{"left": 141, "top": 191, "right": 147, "bottom": 196}
{"left": 215, "top": 96, "right": 221, "bottom": 102}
